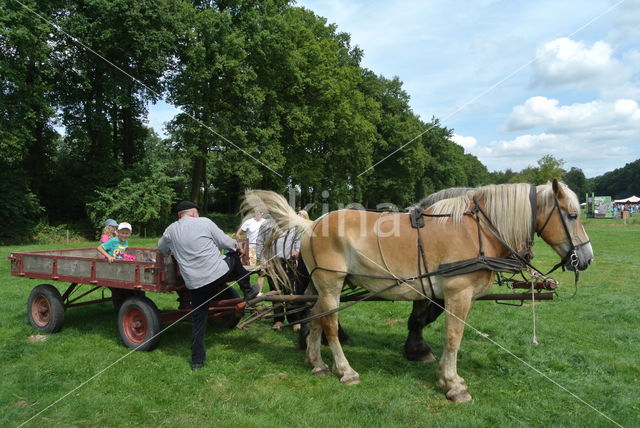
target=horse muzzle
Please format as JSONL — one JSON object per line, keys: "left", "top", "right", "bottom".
{"left": 565, "top": 242, "right": 593, "bottom": 271}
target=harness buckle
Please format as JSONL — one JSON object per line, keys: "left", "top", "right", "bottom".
{"left": 410, "top": 208, "right": 425, "bottom": 229}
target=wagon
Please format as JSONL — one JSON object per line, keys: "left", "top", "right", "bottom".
{"left": 8, "top": 245, "right": 252, "bottom": 351}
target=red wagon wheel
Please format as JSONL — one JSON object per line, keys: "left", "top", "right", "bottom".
{"left": 118, "top": 296, "right": 161, "bottom": 351}
{"left": 27, "top": 284, "right": 65, "bottom": 333}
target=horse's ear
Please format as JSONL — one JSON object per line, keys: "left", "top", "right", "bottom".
{"left": 552, "top": 179, "right": 565, "bottom": 198}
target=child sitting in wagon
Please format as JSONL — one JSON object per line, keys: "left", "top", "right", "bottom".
{"left": 97, "top": 222, "right": 134, "bottom": 263}
{"left": 100, "top": 219, "right": 118, "bottom": 243}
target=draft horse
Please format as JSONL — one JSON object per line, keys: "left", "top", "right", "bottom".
{"left": 244, "top": 181, "right": 593, "bottom": 402}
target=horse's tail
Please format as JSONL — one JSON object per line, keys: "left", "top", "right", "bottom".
{"left": 241, "top": 190, "right": 313, "bottom": 292}
{"left": 241, "top": 190, "right": 312, "bottom": 233}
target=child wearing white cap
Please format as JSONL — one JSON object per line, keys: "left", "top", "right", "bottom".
{"left": 97, "top": 222, "right": 132, "bottom": 263}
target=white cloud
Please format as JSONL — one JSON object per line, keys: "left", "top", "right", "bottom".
{"left": 449, "top": 133, "right": 477, "bottom": 150}
{"left": 471, "top": 132, "right": 635, "bottom": 175}
{"left": 531, "top": 38, "right": 629, "bottom": 88}
{"left": 504, "top": 96, "right": 640, "bottom": 133}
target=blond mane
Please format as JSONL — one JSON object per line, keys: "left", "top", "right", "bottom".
{"left": 429, "top": 183, "right": 534, "bottom": 253}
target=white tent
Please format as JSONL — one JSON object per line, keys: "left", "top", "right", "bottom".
{"left": 613, "top": 195, "right": 640, "bottom": 203}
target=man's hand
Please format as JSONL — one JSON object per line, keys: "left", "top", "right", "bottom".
{"left": 106, "top": 255, "right": 115, "bottom": 263}
{"left": 291, "top": 251, "right": 299, "bottom": 259}
{"left": 236, "top": 244, "right": 244, "bottom": 256}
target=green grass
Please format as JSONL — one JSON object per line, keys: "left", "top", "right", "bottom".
{"left": 1, "top": 226, "right": 638, "bottom": 427}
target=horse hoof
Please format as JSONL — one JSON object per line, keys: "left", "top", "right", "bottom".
{"left": 446, "top": 389, "right": 472, "bottom": 403}
{"left": 312, "top": 367, "right": 331, "bottom": 377}
{"left": 419, "top": 352, "right": 437, "bottom": 363}
{"left": 340, "top": 374, "right": 360, "bottom": 385}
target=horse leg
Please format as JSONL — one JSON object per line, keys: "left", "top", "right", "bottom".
{"left": 404, "top": 299, "right": 444, "bottom": 363}
{"left": 298, "top": 313, "right": 350, "bottom": 349}
{"left": 318, "top": 295, "right": 360, "bottom": 385}
{"left": 296, "top": 262, "right": 350, "bottom": 349}
{"left": 305, "top": 309, "right": 330, "bottom": 377}
{"left": 437, "top": 280, "right": 474, "bottom": 403}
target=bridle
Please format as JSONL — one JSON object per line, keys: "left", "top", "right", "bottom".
{"left": 537, "top": 191, "right": 591, "bottom": 273}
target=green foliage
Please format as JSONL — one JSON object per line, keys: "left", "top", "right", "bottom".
{"left": 206, "top": 212, "right": 242, "bottom": 233}
{"left": 86, "top": 165, "right": 177, "bottom": 234}
{"left": 0, "top": 162, "right": 44, "bottom": 240}
{"left": 536, "top": 154, "right": 566, "bottom": 183}
{"left": 489, "top": 155, "right": 568, "bottom": 186}
{"left": 563, "top": 167, "right": 589, "bottom": 202}
{"left": 31, "top": 223, "right": 84, "bottom": 244}
{"left": 591, "top": 159, "right": 640, "bottom": 198}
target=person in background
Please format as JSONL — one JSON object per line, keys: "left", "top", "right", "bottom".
{"left": 256, "top": 216, "right": 302, "bottom": 329}
{"left": 100, "top": 219, "right": 118, "bottom": 243}
{"left": 158, "top": 201, "right": 260, "bottom": 371}
{"left": 254, "top": 217, "right": 272, "bottom": 294}
{"left": 98, "top": 222, "right": 132, "bottom": 262}
{"left": 236, "top": 210, "right": 265, "bottom": 266}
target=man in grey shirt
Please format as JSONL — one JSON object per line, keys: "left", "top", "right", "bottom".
{"left": 158, "top": 200, "right": 259, "bottom": 370}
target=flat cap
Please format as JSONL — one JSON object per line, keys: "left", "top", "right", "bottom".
{"left": 175, "top": 200, "right": 199, "bottom": 212}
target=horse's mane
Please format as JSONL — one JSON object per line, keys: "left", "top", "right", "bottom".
{"left": 429, "top": 183, "right": 533, "bottom": 253}
{"left": 412, "top": 187, "right": 473, "bottom": 210}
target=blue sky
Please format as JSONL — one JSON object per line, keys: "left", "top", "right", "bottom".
{"left": 149, "top": 0, "right": 640, "bottom": 178}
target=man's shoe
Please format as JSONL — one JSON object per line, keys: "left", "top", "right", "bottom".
{"left": 191, "top": 362, "right": 204, "bottom": 371}
{"left": 243, "top": 285, "right": 260, "bottom": 301}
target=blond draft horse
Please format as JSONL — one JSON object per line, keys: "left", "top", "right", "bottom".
{"left": 244, "top": 181, "right": 593, "bottom": 402}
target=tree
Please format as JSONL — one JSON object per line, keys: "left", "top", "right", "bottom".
{"left": 358, "top": 72, "right": 428, "bottom": 208}
{"left": 592, "top": 159, "right": 640, "bottom": 198}
{"left": 0, "top": 0, "right": 57, "bottom": 230}
{"left": 48, "top": 0, "right": 179, "bottom": 220}
{"left": 536, "top": 154, "right": 565, "bottom": 184}
{"left": 489, "top": 168, "right": 517, "bottom": 184}
{"left": 166, "top": 2, "right": 284, "bottom": 212}
{"left": 86, "top": 163, "right": 177, "bottom": 236}
{"left": 563, "top": 167, "right": 588, "bottom": 201}
{"left": 0, "top": 160, "right": 44, "bottom": 241}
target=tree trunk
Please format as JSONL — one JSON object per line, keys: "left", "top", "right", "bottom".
{"left": 190, "top": 149, "right": 207, "bottom": 205}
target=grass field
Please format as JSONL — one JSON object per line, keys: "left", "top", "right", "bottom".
{"left": 1, "top": 221, "right": 638, "bottom": 427}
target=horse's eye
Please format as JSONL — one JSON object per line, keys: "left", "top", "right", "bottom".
{"left": 567, "top": 212, "right": 578, "bottom": 220}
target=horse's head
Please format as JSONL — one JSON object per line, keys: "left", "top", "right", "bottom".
{"left": 536, "top": 180, "right": 593, "bottom": 271}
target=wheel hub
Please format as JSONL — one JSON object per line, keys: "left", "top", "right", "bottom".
{"left": 32, "top": 295, "right": 51, "bottom": 327}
